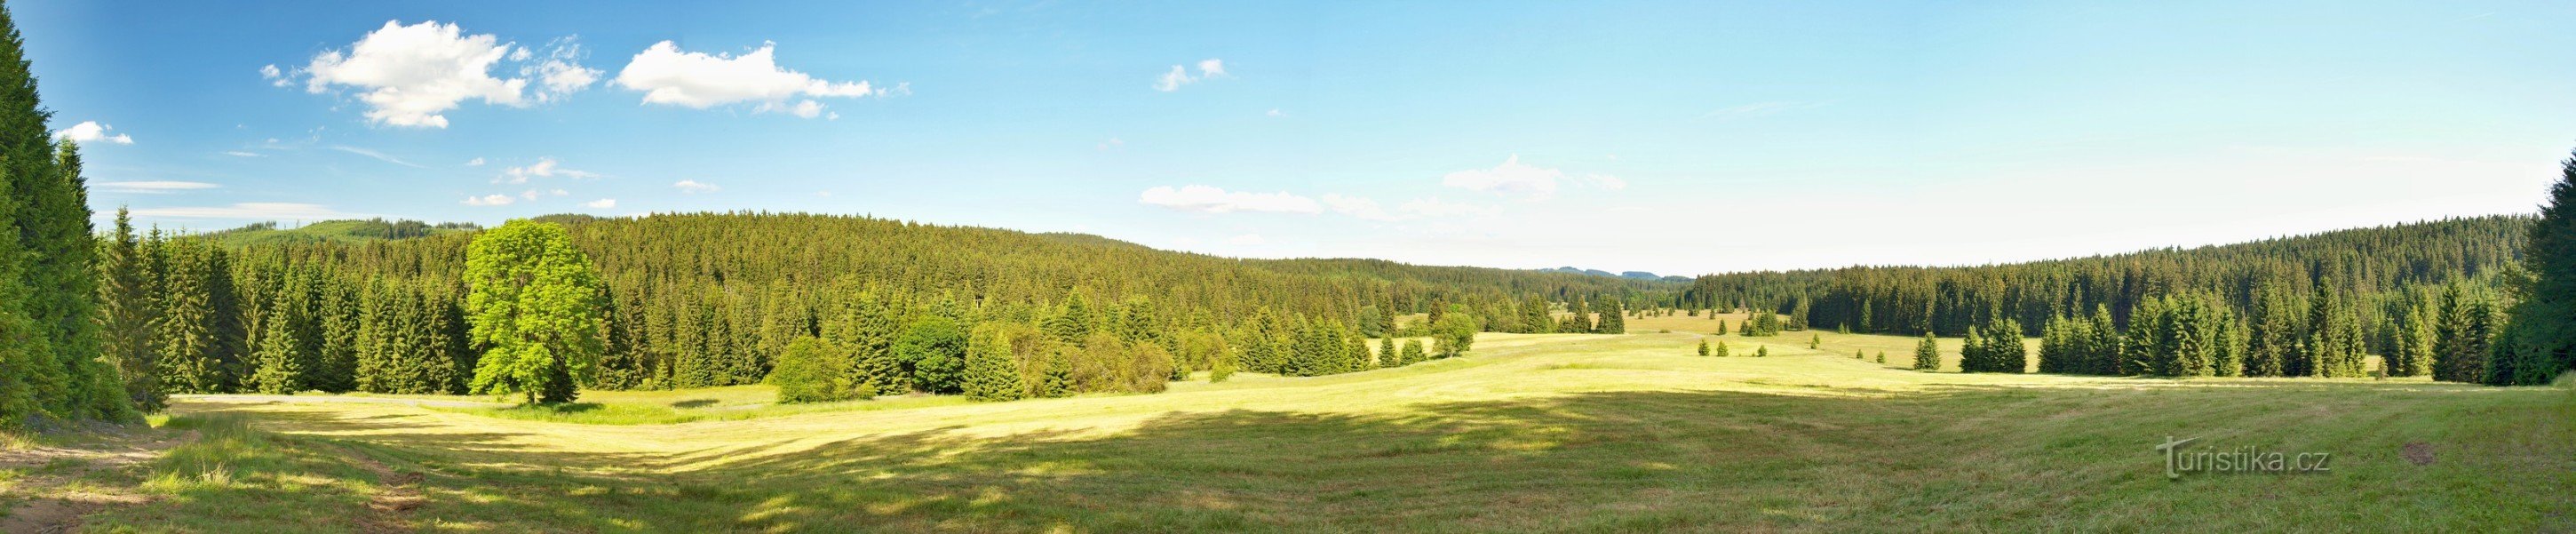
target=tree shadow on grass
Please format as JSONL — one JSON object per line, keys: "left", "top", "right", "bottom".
{"left": 152, "top": 383, "right": 2576, "bottom": 532}
{"left": 671, "top": 399, "right": 720, "bottom": 409}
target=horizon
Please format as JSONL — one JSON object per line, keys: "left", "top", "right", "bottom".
{"left": 23, "top": 1, "right": 2575, "bottom": 275}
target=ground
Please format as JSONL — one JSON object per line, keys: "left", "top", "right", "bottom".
{"left": 11, "top": 329, "right": 2572, "bottom": 532}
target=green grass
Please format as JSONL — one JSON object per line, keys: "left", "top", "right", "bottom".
{"left": 125, "top": 331, "right": 2575, "bottom": 532}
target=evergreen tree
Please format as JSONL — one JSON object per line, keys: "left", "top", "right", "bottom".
{"left": 1379, "top": 334, "right": 1399, "bottom": 368}
{"left": 96, "top": 208, "right": 161, "bottom": 411}
{"left": 0, "top": 3, "right": 131, "bottom": 423}
{"left": 1874, "top": 351, "right": 1886, "bottom": 364}
{"left": 2493, "top": 150, "right": 2576, "bottom": 385}
{"left": 1400, "top": 339, "right": 1427, "bottom": 365}
{"left": 773, "top": 337, "right": 863, "bottom": 402}
{"left": 1912, "top": 332, "right": 1940, "bottom": 371}
{"left": 960, "top": 324, "right": 1026, "bottom": 402}
{"left": 1697, "top": 338, "right": 1710, "bottom": 356}
{"left": 248, "top": 294, "right": 306, "bottom": 395}
{"left": 1713, "top": 340, "right": 1730, "bottom": 357}
{"left": 2433, "top": 283, "right": 2495, "bottom": 383}
{"left": 1753, "top": 346, "right": 1769, "bottom": 357}
{"left": 2389, "top": 299, "right": 2435, "bottom": 378}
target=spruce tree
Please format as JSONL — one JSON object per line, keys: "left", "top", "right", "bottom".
{"left": 2493, "top": 149, "right": 2576, "bottom": 385}
{"left": 249, "top": 294, "right": 306, "bottom": 395}
{"left": 1713, "top": 340, "right": 1730, "bottom": 357}
{"left": 1912, "top": 332, "right": 1940, "bottom": 371}
{"left": 96, "top": 208, "right": 162, "bottom": 411}
{"left": 1753, "top": 345, "right": 1769, "bottom": 357}
{"left": 1697, "top": 338, "right": 1710, "bottom": 356}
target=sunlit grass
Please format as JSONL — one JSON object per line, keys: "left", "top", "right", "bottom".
{"left": 115, "top": 331, "right": 2574, "bottom": 531}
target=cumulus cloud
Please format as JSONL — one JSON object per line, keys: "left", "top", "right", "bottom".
{"left": 1138, "top": 185, "right": 1320, "bottom": 214}
{"left": 258, "top": 64, "right": 286, "bottom": 86}
{"left": 95, "top": 180, "right": 218, "bottom": 194}
{"left": 584, "top": 198, "right": 617, "bottom": 209}
{"left": 521, "top": 36, "right": 602, "bottom": 103}
{"left": 614, "top": 41, "right": 892, "bottom": 119}
{"left": 1152, "top": 58, "right": 1227, "bottom": 92}
{"left": 300, "top": 20, "right": 533, "bottom": 128}
{"left": 672, "top": 179, "right": 720, "bottom": 194}
{"left": 497, "top": 157, "right": 600, "bottom": 184}
{"left": 53, "top": 121, "right": 133, "bottom": 145}
{"left": 462, "top": 194, "right": 514, "bottom": 206}
{"left": 131, "top": 203, "right": 366, "bottom": 220}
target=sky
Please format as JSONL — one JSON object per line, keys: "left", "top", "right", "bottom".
{"left": 19, "top": 0, "right": 2576, "bottom": 275}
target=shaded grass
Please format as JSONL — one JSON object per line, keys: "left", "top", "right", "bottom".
{"left": 140, "top": 332, "right": 2575, "bottom": 532}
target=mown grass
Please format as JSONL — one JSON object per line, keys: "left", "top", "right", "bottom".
{"left": 132, "top": 331, "right": 2574, "bottom": 532}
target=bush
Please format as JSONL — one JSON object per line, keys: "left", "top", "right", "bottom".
{"left": 770, "top": 337, "right": 864, "bottom": 403}
{"left": 895, "top": 316, "right": 970, "bottom": 394}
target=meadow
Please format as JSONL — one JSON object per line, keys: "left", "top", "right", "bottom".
{"left": 17, "top": 330, "right": 2572, "bottom": 532}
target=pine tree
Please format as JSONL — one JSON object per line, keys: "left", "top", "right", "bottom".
{"left": 1753, "top": 346, "right": 1769, "bottom": 357}
{"left": 1874, "top": 351, "right": 1886, "bottom": 364}
{"left": 2432, "top": 283, "right": 2494, "bottom": 383}
{"left": 1697, "top": 338, "right": 1710, "bottom": 356}
{"left": 1714, "top": 319, "right": 1728, "bottom": 336}
{"left": 2389, "top": 298, "right": 2435, "bottom": 378}
{"left": 1399, "top": 339, "right": 1427, "bottom": 365}
{"left": 1379, "top": 334, "right": 1399, "bottom": 368}
{"left": 1713, "top": 340, "right": 1730, "bottom": 357}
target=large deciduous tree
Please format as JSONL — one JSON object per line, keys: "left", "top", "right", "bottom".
{"left": 464, "top": 220, "right": 607, "bottom": 404}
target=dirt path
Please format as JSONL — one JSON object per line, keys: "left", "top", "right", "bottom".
{"left": 311, "top": 442, "right": 425, "bottom": 534}
{"left": 0, "top": 428, "right": 194, "bottom": 534}
{"left": 176, "top": 394, "right": 509, "bottom": 409}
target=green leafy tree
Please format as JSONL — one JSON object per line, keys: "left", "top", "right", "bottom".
{"left": 463, "top": 220, "right": 607, "bottom": 404}
{"left": 773, "top": 337, "right": 863, "bottom": 402}
{"left": 894, "top": 315, "right": 969, "bottom": 394}
{"left": 1432, "top": 313, "right": 1478, "bottom": 358}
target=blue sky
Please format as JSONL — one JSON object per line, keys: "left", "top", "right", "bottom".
{"left": 20, "top": 1, "right": 2576, "bottom": 275}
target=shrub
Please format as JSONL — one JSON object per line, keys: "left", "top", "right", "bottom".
{"left": 770, "top": 337, "right": 863, "bottom": 403}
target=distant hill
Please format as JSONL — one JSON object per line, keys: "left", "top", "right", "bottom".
{"left": 194, "top": 219, "right": 478, "bottom": 247}
{"left": 1538, "top": 267, "right": 1668, "bottom": 281}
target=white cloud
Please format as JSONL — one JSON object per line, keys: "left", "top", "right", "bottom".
{"left": 1139, "top": 185, "right": 1320, "bottom": 214}
{"left": 521, "top": 37, "right": 601, "bottom": 103}
{"left": 498, "top": 157, "right": 600, "bottom": 184}
{"left": 1582, "top": 173, "right": 1628, "bottom": 190}
{"left": 462, "top": 195, "right": 514, "bottom": 206}
{"left": 1266, "top": 108, "right": 1285, "bottom": 117}
{"left": 301, "top": 20, "right": 533, "bottom": 128}
{"left": 1398, "top": 197, "right": 1502, "bottom": 219}
{"left": 1154, "top": 66, "right": 1193, "bottom": 92}
{"left": 53, "top": 121, "right": 133, "bottom": 145}
{"left": 1153, "top": 58, "right": 1228, "bottom": 92}
{"left": 672, "top": 179, "right": 720, "bottom": 194}
{"left": 95, "top": 180, "right": 218, "bottom": 194}
{"left": 258, "top": 64, "right": 289, "bottom": 87}
{"left": 613, "top": 41, "right": 887, "bottom": 118}
{"left": 1224, "top": 234, "right": 1265, "bottom": 245}
{"left": 465, "top": 157, "right": 485, "bottom": 166}
{"left": 584, "top": 198, "right": 617, "bottom": 209}
{"left": 223, "top": 151, "right": 262, "bottom": 157}
{"left": 330, "top": 146, "right": 425, "bottom": 168}
{"left": 131, "top": 203, "right": 365, "bottom": 220}
{"left": 1321, "top": 194, "right": 1395, "bottom": 221}
{"left": 1443, "top": 155, "right": 1564, "bottom": 199}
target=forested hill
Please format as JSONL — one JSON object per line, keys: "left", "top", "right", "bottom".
{"left": 194, "top": 211, "right": 1676, "bottom": 328}
{"left": 1680, "top": 214, "right": 2534, "bottom": 339}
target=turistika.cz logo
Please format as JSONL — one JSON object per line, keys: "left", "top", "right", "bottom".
{"left": 2155, "top": 436, "right": 2332, "bottom": 480}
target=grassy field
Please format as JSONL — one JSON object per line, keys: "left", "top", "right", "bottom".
{"left": 31, "top": 331, "right": 2575, "bottom": 532}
